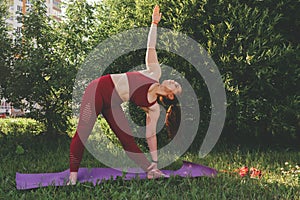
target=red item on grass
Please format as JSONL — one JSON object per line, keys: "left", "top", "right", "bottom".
{"left": 250, "top": 167, "right": 262, "bottom": 179}
{"left": 239, "top": 166, "right": 249, "bottom": 177}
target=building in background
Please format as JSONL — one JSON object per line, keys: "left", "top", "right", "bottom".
{"left": 5, "top": 0, "right": 62, "bottom": 34}
{"left": 45, "top": 0, "right": 62, "bottom": 22}
{"left": 0, "top": 97, "right": 12, "bottom": 117}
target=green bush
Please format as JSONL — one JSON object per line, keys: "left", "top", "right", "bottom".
{"left": 1, "top": 0, "right": 298, "bottom": 145}
{"left": 87, "top": 0, "right": 299, "bottom": 144}
{"left": 158, "top": 0, "right": 299, "bottom": 143}
{"left": 0, "top": 118, "right": 46, "bottom": 136}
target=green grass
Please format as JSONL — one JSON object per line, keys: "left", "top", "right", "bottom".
{"left": 0, "top": 134, "right": 299, "bottom": 200}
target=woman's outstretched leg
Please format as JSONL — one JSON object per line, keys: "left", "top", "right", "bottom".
{"left": 69, "top": 79, "right": 101, "bottom": 184}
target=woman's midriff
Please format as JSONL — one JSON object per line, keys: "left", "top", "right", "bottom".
{"left": 110, "top": 73, "right": 130, "bottom": 102}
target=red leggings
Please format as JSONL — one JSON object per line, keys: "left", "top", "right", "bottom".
{"left": 69, "top": 75, "right": 151, "bottom": 172}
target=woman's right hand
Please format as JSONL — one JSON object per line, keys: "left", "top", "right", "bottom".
{"left": 147, "top": 162, "right": 169, "bottom": 179}
{"left": 147, "top": 168, "right": 169, "bottom": 179}
{"left": 67, "top": 172, "right": 78, "bottom": 185}
{"left": 152, "top": 5, "right": 162, "bottom": 24}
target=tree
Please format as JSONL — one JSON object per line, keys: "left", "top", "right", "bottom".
{"left": 7, "top": 0, "right": 73, "bottom": 134}
{"left": 96, "top": 0, "right": 299, "bottom": 144}
{"left": 3, "top": 0, "right": 298, "bottom": 144}
{"left": 0, "top": 1, "right": 12, "bottom": 96}
{"left": 173, "top": 0, "right": 299, "bottom": 144}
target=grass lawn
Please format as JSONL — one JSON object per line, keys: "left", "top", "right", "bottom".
{"left": 0, "top": 134, "right": 299, "bottom": 200}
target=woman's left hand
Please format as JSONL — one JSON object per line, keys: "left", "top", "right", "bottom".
{"left": 152, "top": 5, "right": 162, "bottom": 24}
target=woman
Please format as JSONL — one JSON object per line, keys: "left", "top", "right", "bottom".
{"left": 68, "top": 5, "right": 182, "bottom": 184}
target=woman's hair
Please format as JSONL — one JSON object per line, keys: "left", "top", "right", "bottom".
{"left": 159, "top": 96, "right": 181, "bottom": 139}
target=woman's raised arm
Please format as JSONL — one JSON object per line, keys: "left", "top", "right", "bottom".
{"left": 145, "top": 5, "right": 162, "bottom": 79}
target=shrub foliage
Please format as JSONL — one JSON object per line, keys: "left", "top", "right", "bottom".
{"left": 0, "top": 0, "right": 298, "bottom": 144}
{"left": 0, "top": 118, "right": 45, "bottom": 136}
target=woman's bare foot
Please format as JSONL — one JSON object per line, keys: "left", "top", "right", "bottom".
{"left": 67, "top": 172, "right": 78, "bottom": 185}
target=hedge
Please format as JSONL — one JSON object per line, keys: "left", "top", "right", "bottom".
{"left": 0, "top": 118, "right": 46, "bottom": 136}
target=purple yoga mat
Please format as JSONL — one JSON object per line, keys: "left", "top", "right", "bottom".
{"left": 16, "top": 161, "right": 217, "bottom": 190}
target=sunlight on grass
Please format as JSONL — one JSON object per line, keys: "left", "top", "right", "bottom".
{"left": 181, "top": 146, "right": 300, "bottom": 189}
{"left": 268, "top": 162, "right": 300, "bottom": 187}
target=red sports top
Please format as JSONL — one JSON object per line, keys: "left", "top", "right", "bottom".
{"left": 126, "top": 71, "right": 158, "bottom": 107}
